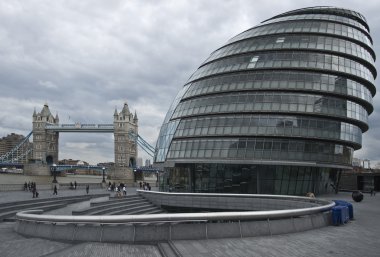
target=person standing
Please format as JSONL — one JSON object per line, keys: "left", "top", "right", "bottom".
{"left": 123, "top": 185, "right": 127, "bottom": 196}
{"left": 86, "top": 184, "right": 89, "bottom": 194}
{"left": 74, "top": 181, "right": 77, "bottom": 190}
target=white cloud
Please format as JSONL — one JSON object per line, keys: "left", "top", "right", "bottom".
{"left": 0, "top": 0, "right": 379, "bottom": 165}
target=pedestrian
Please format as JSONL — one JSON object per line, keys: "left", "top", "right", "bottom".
{"left": 53, "top": 185, "right": 58, "bottom": 195}
{"left": 139, "top": 181, "right": 142, "bottom": 189}
{"left": 123, "top": 185, "right": 127, "bottom": 196}
{"left": 115, "top": 186, "right": 120, "bottom": 198}
{"left": 74, "top": 181, "right": 77, "bottom": 190}
{"left": 32, "top": 186, "right": 36, "bottom": 198}
{"left": 86, "top": 185, "right": 89, "bottom": 194}
{"left": 24, "top": 182, "right": 27, "bottom": 191}
{"left": 147, "top": 183, "right": 151, "bottom": 191}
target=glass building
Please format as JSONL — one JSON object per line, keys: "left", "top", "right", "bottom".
{"left": 154, "top": 7, "right": 376, "bottom": 195}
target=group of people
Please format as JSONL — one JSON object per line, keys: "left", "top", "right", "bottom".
{"left": 53, "top": 183, "right": 90, "bottom": 195}
{"left": 69, "top": 181, "right": 77, "bottom": 190}
{"left": 108, "top": 182, "right": 127, "bottom": 198}
{"left": 139, "top": 181, "right": 151, "bottom": 191}
{"left": 24, "top": 181, "right": 39, "bottom": 198}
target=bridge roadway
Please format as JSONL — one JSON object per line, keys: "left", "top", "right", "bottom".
{"left": 0, "top": 190, "right": 379, "bottom": 257}
{"left": 45, "top": 123, "right": 114, "bottom": 133}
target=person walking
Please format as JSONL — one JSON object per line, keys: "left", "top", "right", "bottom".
{"left": 32, "top": 185, "right": 36, "bottom": 198}
{"left": 74, "top": 181, "right": 77, "bottom": 190}
{"left": 86, "top": 184, "right": 89, "bottom": 194}
{"left": 53, "top": 185, "right": 58, "bottom": 195}
{"left": 123, "top": 185, "right": 127, "bottom": 196}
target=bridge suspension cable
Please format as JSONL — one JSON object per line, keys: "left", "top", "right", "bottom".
{"left": 0, "top": 131, "right": 33, "bottom": 164}
{"left": 128, "top": 130, "right": 155, "bottom": 158}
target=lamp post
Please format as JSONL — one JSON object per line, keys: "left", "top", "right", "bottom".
{"left": 102, "top": 167, "right": 106, "bottom": 183}
{"left": 52, "top": 163, "right": 57, "bottom": 183}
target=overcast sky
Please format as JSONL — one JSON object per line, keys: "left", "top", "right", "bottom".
{"left": 0, "top": 0, "right": 379, "bottom": 166}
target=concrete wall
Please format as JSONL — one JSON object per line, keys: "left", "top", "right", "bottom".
{"left": 15, "top": 211, "right": 331, "bottom": 243}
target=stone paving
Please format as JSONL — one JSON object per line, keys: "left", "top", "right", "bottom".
{"left": 0, "top": 189, "right": 379, "bottom": 257}
{"left": 173, "top": 192, "right": 380, "bottom": 257}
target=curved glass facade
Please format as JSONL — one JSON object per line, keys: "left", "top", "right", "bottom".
{"left": 154, "top": 7, "right": 376, "bottom": 196}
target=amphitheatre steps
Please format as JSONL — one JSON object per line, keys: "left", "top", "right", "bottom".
{"left": 72, "top": 194, "right": 165, "bottom": 216}
{"left": 0, "top": 193, "right": 109, "bottom": 221}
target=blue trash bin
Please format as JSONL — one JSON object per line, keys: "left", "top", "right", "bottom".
{"left": 334, "top": 200, "right": 354, "bottom": 219}
{"left": 332, "top": 206, "right": 349, "bottom": 225}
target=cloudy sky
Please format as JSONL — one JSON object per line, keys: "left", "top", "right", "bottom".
{"left": 0, "top": 0, "right": 379, "bottom": 166}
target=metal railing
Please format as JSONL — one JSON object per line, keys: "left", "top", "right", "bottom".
{"left": 16, "top": 193, "right": 334, "bottom": 224}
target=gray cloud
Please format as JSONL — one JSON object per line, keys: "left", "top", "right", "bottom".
{"left": 1, "top": 0, "right": 379, "bottom": 165}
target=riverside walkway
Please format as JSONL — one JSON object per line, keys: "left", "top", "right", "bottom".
{"left": 0, "top": 189, "right": 379, "bottom": 257}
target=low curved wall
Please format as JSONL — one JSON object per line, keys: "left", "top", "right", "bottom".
{"left": 15, "top": 192, "right": 334, "bottom": 243}
{"left": 137, "top": 190, "right": 325, "bottom": 211}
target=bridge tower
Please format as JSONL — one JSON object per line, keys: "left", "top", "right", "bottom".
{"left": 112, "top": 102, "right": 138, "bottom": 183}
{"left": 32, "top": 103, "right": 59, "bottom": 165}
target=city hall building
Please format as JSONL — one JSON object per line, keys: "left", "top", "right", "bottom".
{"left": 154, "top": 7, "right": 376, "bottom": 195}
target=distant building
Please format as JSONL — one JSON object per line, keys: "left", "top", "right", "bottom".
{"left": 59, "top": 159, "right": 89, "bottom": 166}
{"left": 0, "top": 133, "right": 32, "bottom": 163}
{"left": 352, "top": 158, "right": 362, "bottom": 167}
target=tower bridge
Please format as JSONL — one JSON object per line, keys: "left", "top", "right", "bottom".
{"left": 0, "top": 102, "right": 155, "bottom": 184}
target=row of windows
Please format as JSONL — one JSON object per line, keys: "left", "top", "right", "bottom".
{"left": 275, "top": 7, "right": 368, "bottom": 28}
{"left": 261, "top": 14, "right": 370, "bottom": 35}
{"left": 228, "top": 20, "right": 372, "bottom": 49}
{"left": 167, "top": 138, "right": 353, "bottom": 165}
{"left": 163, "top": 164, "right": 335, "bottom": 195}
{"left": 172, "top": 93, "right": 369, "bottom": 126}
{"left": 175, "top": 115, "right": 362, "bottom": 146}
{"left": 205, "top": 34, "right": 375, "bottom": 66}
{"left": 189, "top": 51, "right": 375, "bottom": 85}
{"left": 184, "top": 71, "right": 373, "bottom": 105}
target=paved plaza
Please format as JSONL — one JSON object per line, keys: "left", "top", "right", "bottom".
{"left": 0, "top": 187, "right": 379, "bottom": 256}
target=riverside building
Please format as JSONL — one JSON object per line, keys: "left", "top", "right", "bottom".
{"left": 154, "top": 7, "right": 376, "bottom": 195}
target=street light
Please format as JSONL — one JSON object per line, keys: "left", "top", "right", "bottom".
{"left": 102, "top": 167, "right": 106, "bottom": 183}
{"left": 52, "top": 163, "right": 57, "bottom": 183}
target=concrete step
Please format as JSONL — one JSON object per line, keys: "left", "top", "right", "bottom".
{"left": 77, "top": 201, "right": 153, "bottom": 216}
{"left": 73, "top": 195, "right": 149, "bottom": 215}
{"left": 90, "top": 195, "right": 143, "bottom": 206}
{"left": 0, "top": 203, "right": 67, "bottom": 221}
{"left": 109, "top": 205, "right": 162, "bottom": 215}
{"left": 0, "top": 196, "right": 92, "bottom": 214}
